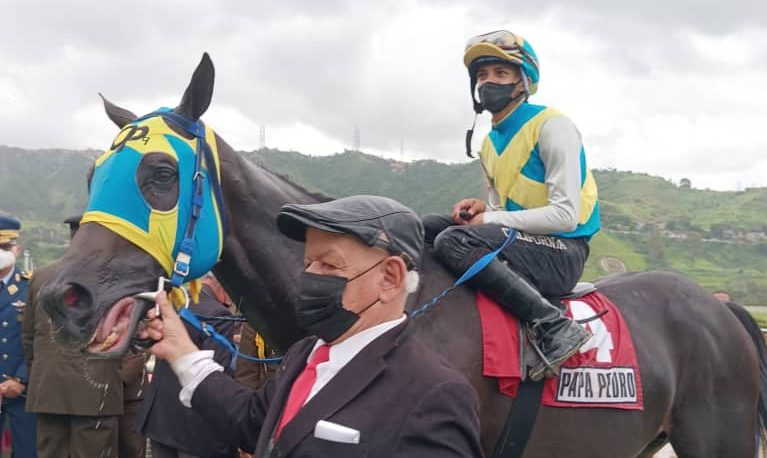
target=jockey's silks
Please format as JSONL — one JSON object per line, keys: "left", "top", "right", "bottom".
{"left": 82, "top": 112, "right": 224, "bottom": 284}
{"left": 479, "top": 102, "right": 600, "bottom": 238}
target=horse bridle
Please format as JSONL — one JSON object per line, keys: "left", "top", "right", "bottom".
{"left": 132, "top": 109, "right": 227, "bottom": 289}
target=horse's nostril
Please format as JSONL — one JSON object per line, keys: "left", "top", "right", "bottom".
{"left": 64, "top": 289, "right": 78, "bottom": 306}
{"left": 62, "top": 283, "right": 92, "bottom": 310}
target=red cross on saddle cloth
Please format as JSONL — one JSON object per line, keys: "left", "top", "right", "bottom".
{"left": 477, "top": 290, "right": 644, "bottom": 410}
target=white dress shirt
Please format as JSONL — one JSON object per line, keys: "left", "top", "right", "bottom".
{"left": 306, "top": 314, "right": 405, "bottom": 403}
{"left": 172, "top": 315, "right": 407, "bottom": 408}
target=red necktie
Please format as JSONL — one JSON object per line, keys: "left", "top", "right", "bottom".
{"left": 274, "top": 344, "right": 331, "bottom": 439}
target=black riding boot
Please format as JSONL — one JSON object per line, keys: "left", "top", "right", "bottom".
{"left": 471, "top": 259, "right": 592, "bottom": 381}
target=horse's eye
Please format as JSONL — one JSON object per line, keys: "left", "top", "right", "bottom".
{"left": 137, "top": 152, "right": 179, "bottom": 211}
{"left": 154, "top": 167, "right": 176, "bottom": 183}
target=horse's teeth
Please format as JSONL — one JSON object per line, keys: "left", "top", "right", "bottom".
{"left": 99, "top": 331, "right": 119, "bottom": 351}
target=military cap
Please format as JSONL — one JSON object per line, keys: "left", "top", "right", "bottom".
{"left": 0, "top": 214, "right": 21, "bottom": 244}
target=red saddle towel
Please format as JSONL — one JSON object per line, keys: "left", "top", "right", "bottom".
{"left": 477, "top": 290, "right": 643, "bottom": 410}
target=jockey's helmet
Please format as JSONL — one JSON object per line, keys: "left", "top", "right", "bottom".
{"left": 464, "top": 30, "right": 540, "bottom": 112}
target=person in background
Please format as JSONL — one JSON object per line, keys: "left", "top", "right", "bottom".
{"left": 119, "top": 351, "right": 148, "bottom": 458}
{"left": 234, "top": 323, "right": 278, "bottom": 392}
{"left": 0, "top": 214, "right": 36, "bottom": 458}
{"left": 24, "top": 216, "right": 126, "bottom": 458}
{"left": 63, "top": 214, "right": 148, "bottom": 457}
{"left": 712, "top": 291, "right": 732, "bottom": 303}
{"left": 136, "top": 273, "right": 237, "bottom": 458}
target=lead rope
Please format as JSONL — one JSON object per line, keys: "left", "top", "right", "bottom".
{"left": 411, "top": 227, "right": 517, "bottom": 318}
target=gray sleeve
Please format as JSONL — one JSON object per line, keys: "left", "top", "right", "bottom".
{"left": 484, "top": 174, "right": 503, "bottom": 210}
{"left": 483, "top": 115, "right": 582, "bottom": 234}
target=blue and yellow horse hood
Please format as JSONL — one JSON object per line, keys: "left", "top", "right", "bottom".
{"left": 82, "top": 108, "right": 225, "bottom": 284}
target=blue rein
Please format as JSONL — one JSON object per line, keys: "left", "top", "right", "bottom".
{"left": 178, "top": 308, "right": 283, "bottom": 368}
{"left": 133, "top": 109, "right": 227, "bottom": 288}
{"left": 410, "top": 228, "right": 516, "bottom": 318}
{"left": 135, "top": 110, "right": 280, "bottom": 365}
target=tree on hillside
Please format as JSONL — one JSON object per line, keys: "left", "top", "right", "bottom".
{"left": 687, "top": 233, "right": 703, "bottom": 266}
{"left": 647, "top": 231, "right": 667, "bottom": 268}
{"left": 709, "top": 223, "right": 727, "bottom": 239}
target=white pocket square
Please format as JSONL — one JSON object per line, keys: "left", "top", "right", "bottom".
{"left": 313, "top": 420, "right": 360, "bottom": 444}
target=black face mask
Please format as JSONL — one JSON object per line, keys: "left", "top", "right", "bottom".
{"left": 294, "top": 259, "right": 384, "bottom": 343}
{"left": 478, "top": 80, "right": 523, "bottom": 114}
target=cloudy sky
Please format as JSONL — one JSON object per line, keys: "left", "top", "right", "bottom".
{"left": 1, "top": 0, "right": 765, "bottom": 190}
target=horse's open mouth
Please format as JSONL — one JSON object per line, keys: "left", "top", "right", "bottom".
{"left": 85, "top": 297, "right": 149, "bottom": 356}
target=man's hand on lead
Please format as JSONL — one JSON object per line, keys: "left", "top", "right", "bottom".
{"left": 138, "top": 291, "right": 199, "bottom": 362}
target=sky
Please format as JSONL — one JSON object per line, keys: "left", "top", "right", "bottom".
{"left": 1, "top": 0, "right": 765, "bottom": 191}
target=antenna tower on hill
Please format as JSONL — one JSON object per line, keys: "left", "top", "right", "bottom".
{"left": 353, "top": 125, "right": 360, "bottom": 152}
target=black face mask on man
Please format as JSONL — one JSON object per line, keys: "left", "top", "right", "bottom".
{"left": 478, "top": 80, "right": 523, "bottom": 114}
{"left": 294, "top": 259, "right": 385, "bottom": 342}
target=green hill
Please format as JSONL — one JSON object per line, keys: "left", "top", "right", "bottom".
{"left": 245, "top": 149, "right": 484, "bottom": 214}
{"left": 250, "top": 149, "right": 767, "bottom": 305}
{"left": 595, "top": 170, "right": 767, "bottom": 233}
{"left": 2, "top": 145, "right": 765, "bottom": 305}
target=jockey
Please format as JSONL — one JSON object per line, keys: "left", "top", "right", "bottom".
{"left": 424, "top": 30, "right": 600, "bottom": 381}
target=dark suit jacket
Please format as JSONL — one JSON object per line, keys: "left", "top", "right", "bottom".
{"left": 23, "top": 263, "right": 124, "bottom": 416}
{"left": 136, "top": 286, "right": 236, "bottom": 456}
{"left": 193, "top": 319, "right": 483, "bottom": 458}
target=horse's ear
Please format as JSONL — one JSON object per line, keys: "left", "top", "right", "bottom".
{"left": 99, "top": 93, "right": 137, "bottom": 128}
{"left": 176, "top": 53, "right": 215, "bottom": 121}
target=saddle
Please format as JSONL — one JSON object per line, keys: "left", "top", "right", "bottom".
{"left": 556, "top": 282, "right": 597, "bottom": 300}
{"left": 477, "top": 288, "right": 643, "bottom": 410}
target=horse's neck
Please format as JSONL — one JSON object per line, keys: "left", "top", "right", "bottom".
{"left": 212, "top": 148, "right": 480, "bottom": 363}
{"left": 215, "top": 149, "right": 320, "bottom": 351}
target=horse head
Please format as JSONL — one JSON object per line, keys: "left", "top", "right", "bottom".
{"left": 39, "top": 53, "right": 229, "bottom": 357}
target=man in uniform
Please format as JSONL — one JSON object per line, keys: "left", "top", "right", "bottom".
{"left": 234, "top": 323, "right": 278, "bottom": 391}
{"left": 119, "top": 351, "right": 148, "bottom": 458}
{"left": 24, "top": 216, "right": 128, "bottom": 458}
{"left": 0, "top": 214, "right": 36, "bottom": 457}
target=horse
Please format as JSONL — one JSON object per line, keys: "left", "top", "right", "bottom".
{"left": 38, "top": 54, "right": 767, "bottom": 457}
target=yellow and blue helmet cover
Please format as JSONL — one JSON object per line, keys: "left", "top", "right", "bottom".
{"left": 81, "top": 109, "right": 224, "bottom": 282}
{"left": 464, "top": 30, "right": 540, "bottom": 95}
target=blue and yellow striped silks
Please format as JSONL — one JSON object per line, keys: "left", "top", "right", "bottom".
{"left": 81, "top": 110, "right": 224, "bottom": 287}
{"left": 479, "top": 102, "right": 600, "bottom": 238}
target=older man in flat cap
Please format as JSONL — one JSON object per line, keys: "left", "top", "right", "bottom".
{"left": 0, "top": 214, "right": 36, "bottom": 457}
{"left": 140, "top": 195, "right": 483, "bottom": 458}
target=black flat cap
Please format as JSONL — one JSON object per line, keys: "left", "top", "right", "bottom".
{"left": 277, "top": 195, "right": 423, "bottom": 270}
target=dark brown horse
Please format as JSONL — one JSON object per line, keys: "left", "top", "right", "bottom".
{"left": 39, "top": 54, "right": 767, "bottom": 457}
